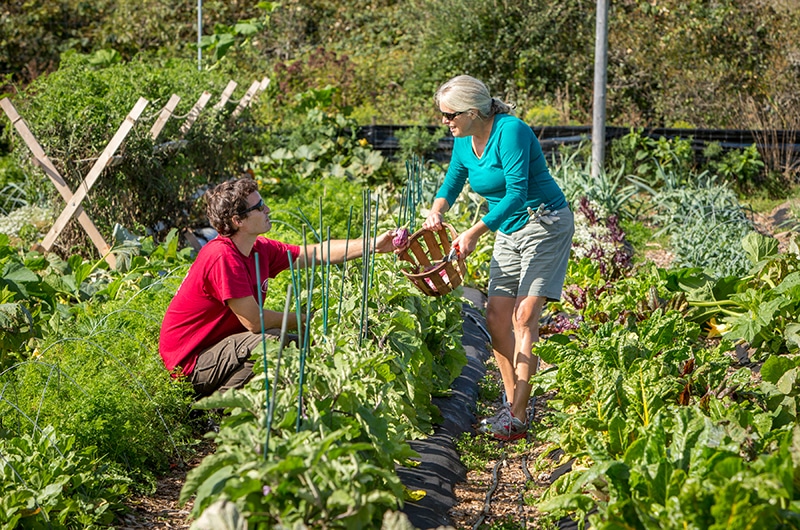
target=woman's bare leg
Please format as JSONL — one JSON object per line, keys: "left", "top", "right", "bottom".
{"left": 509, "top": 295, "right": 547, "bottom": 421}
{"left": 485, "top": 296, "right": 517, "bottom": 406}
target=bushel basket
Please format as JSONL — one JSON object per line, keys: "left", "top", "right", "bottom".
{"left": 397, "top": 223, "right": 466, "bottom": 297}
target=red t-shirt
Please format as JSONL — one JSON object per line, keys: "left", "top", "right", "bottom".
{"left": 158, "top": 236, "right": 301, "bottom": 375}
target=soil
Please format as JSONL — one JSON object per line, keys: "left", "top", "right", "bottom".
{"left": 120, "top": 201, "right": 797, "bottom": 530}
{"left": 120, "top": 441, "right": 214, "bottom": 529}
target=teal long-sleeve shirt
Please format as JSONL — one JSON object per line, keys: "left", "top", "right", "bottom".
{"left": 436, "top": 113, "right": 567, "bottom": 235}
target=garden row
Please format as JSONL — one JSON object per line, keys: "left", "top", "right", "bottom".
{"left": 524, "top": 161, "right": 800, "bottom": 527}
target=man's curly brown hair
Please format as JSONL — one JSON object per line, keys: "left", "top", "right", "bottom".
{"left": 204, "top": 178, "right": 260, "bottom": 236}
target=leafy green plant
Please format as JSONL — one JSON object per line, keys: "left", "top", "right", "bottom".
{"left": 184, "top": 381, "right": 406, "bottom": 528}
{"left": 250, "top": 107, "right": 395, "bottom": 190}
{"left": 4, "top": 284, "right": 196, "bottom": 487}
{"left": 551, "top": 146, "right": 640, "bottom": 220}
{"left": 0, "top": 426, "right": 131, "bottom": 529}
{"left": 705, "top": 143, "right": 766, "bottom": 195}
{"left": 394, "top": 126, "right": 447, "bottom": 162}
{"left": 637, "top": 173, "right": 756, "bottom": 279}
{"left": 608, "top": 129, "right": 695, "bottom": 187}
{"left": 539, "top": 408, "right": 800, "bottom": 529}
{"left": 199, "top": 2, "right": 279, "bottom": 65}
{"left": 669, "top": 231, "right": 800, "bottom": 359}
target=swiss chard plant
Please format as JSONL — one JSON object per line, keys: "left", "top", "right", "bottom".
{"left": 667, "top": 231, "right": 800, "bottom": 359}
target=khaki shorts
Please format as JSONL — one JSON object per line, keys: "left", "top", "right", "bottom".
{"left": 488, "top": 208, "right": 574, "bottom": 301}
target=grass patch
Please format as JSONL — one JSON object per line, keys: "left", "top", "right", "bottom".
{"left": 620, "top": 218, "right": 663, "bottom": 262}
{"left": 454, "top": 432, "right": 505, "bottom": 472}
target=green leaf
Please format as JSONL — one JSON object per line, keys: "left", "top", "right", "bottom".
{"left": 725, "top": 313, "right": 761, "bottom": 343}
{"left": 607, "top": 413, "right": 628, "bottom": 456}
{"left": 774, "top": 271, "right": 800, "bottom": 295}
{"left": 761, "top": 356, "right": 799, "bottom": 385}
{"left": 193, "top": 465, "right": 236, "bottom": 515}
{"left": 180, "top": 453, "right": 238, "bottom": 506}
{"left": 776, "top": 368, "right": 798, "bottom": 395}
{"left": 537, "top": 492, "right": 595, "bottom": 515}
{"left": 2, "top": 263, "right": 39, "bottom": 284}
{"left": 785, "top": 323, "right": 800, "bottom": 350}
{"left": 233, "top": 22, "right": 260, "bottom": 36}
{"left": 742, "top": 231, "right": 779, "bottom": 265}
{"left": 214, "top": 34, "right": 236, "bottom": 60}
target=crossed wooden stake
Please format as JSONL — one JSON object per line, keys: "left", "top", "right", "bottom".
{"left": 0, "top": 76, "right": 269, "bottom": 269}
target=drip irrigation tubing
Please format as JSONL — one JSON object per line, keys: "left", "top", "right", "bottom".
{"left": 471, "top": 455, "right": 505, "bottom": 530}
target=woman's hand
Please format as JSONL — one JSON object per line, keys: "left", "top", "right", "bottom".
{"left": 422, "top": 211, "right": 444, "bottom": 231}
{"left": 451, "top": 233, "right": 476, "bottom": 259}
{"left": 451, "top": 222, "right": 490, "bottom": 259}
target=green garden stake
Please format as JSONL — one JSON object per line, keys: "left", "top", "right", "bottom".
{"left": 254, "top": 253, "right": 270, "bottom": 434}
{"left": 337, "top": 206, "right": 353, "bottom": 327}
{"left": 324, "top": 226, "right": 331, "bottom": 335}
{"left": 297, "top": 249, "right": 315, "bottom": 433}
{"left": 369, "top": 195, "right": 379, "bottom": 292}
{"left": 265, "top": 283, "right": 293, "bottom": 458}
{"left": 359, "top": 191, "right": 371, "bottom": 346}
{"left": 287, "top": 250, "right": 302, "bottom": 351}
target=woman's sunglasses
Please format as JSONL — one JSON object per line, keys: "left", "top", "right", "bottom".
{"left": 441, "top": 110, "right": 466, "bottom": 121}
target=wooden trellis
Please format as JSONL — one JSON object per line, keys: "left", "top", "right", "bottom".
{"left": 0, "top": 77, "right": 268, "bottom": 268}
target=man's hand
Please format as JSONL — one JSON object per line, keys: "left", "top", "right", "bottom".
{"left": 373, "top": 230, "right": 397, "bottom": 254}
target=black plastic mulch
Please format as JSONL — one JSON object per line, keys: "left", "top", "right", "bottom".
{"left": 397, "top": 287, "right": 491, "bottom": 529}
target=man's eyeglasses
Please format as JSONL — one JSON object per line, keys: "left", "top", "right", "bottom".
{"left": 239, "top": 198, "right": 265, "bottom": 216}
{"left": 441, "top": 110, "right": 466, "bottom": 121}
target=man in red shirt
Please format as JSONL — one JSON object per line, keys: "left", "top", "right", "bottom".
{"left": 159, "top": 177, "right": 394, "bottom": 396}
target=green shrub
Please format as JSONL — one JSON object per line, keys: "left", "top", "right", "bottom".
{"left": 395, "top": 126, "right": 447, "bottom": 162}
{"left": 10, "top": 52, "right": 254, "bottom": 256}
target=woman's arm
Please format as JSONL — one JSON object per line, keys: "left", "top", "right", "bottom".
{"left": 422, "top": 197, "right": 452, "bottom": 231}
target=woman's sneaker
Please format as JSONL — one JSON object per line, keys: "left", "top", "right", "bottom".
{"left": 478, "top": 402, "right": 510, "bottom": 431}
{"left": 481, "top": 406, "right": 528, "bottom": 441}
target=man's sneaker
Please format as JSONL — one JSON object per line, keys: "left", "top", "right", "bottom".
{"left": 482, "top": 406, "right": 528, "bottom": 441}
{"left": 479, "top": 402, "right": 511, "bottom": 430}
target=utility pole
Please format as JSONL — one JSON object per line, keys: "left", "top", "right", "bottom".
{"left": 197, "top": 0, "right": 203, "bottom": 70}
{"left": 591, "top": 0, "right": 609, "bottom": 179}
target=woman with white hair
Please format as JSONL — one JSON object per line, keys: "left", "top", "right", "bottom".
{"left": 423, "top": 75, "right": 574, "bottom": 441}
